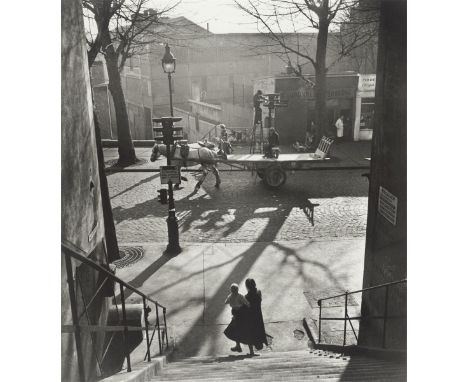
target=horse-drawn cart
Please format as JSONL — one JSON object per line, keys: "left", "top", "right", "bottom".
{"left": 220, "top": 137, "right": 335, "bottom": 188}
{"left": 149, "top": 136, "right": 334, "bottom": 190}
{"left": 221, "top": 152, "right": 329, "bottom": 188}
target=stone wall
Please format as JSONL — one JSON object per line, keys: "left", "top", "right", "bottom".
{"left": 358, "top": 0, "right": 407, "bottom": 350}
{"left": 61, "top": 0, "right": 110, "bottom": 380}
{"left": 174, "top": 107, "right": 217, "bottom": 143}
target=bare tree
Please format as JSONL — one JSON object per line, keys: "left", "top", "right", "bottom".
{"left": 84, "top": 0, "right": 178, "bottom": 166}
{"left": 235, "top": 0, "right": 379, "bottom": 138}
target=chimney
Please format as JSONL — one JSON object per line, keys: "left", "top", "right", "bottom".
{"left": 206, "top": 23, "right": 209, "bottom": 32}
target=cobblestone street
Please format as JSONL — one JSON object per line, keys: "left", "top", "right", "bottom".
{"left": 107, "top": 160, "right": 369, "bottom": 243}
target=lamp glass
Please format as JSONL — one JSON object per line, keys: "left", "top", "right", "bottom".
{"left": 162, "top": 61, "right": 175, "bottom": 73}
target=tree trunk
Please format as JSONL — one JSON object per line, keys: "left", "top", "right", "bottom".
{"left": 106, "top": 52, "right": 138, "bottom": 166}
{"left": 314, "top": 16, "right": 330, "bottom": 140}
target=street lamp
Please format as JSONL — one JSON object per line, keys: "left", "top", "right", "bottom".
{"left": 160, "top": 44, "right": 181, "bottom": 255}
{"left": 162, "top": 43, "right": 176, "bottom": 116}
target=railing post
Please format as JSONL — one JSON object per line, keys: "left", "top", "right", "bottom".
{"left": 155, "top": 303, "right": 162, "bottom": 355}
{"left": 163, "top": 307, "right": 169, "bottom": 350}
{"left": 382, "top": 285, "right": 389, "bottom": 348}
{"left": 65, "top": 253, "right": 86, "bottom": 382}
{"left": 119, "top": 284, "right": 131, "bottom": 372}
{"left": 143, "top": 298, "right": 151, "bottom": 362}
{"left": 343, "top": 292, "right": 348, "bottom": 346}
{"left": 318, "top": 300, "right": 322, "bottom": 344}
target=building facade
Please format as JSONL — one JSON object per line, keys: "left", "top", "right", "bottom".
{"left": 91, "top": 16, "right": 377, "bottom": 142}
{"left": 253, "top": 73, "right": 375, "bottom": 144}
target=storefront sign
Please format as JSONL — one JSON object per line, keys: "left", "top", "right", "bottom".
{"left": 160, "top": 165, "right": 180, "bottom": 184}
{"left": 280, "top": 87, "right": 354, "bottom": 100}
{"left": 378, "top": 186, "right": 398, "bottom": 225}
{"left": 358, "top": 74, "right": 376, "bottom": 92}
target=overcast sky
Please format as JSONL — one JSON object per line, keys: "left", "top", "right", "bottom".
{"left": 153, "top": 0, "right": 308, "bottom": 34}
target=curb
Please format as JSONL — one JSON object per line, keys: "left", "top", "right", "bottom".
{"left": 102, "top": 140, "right": 155, "bottom": 148}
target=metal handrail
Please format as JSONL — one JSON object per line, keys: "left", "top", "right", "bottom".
{"left": 318, "top": 279, "right": 407, "bottom": 303}
{"left": 62, "top": 241, "right": 166, "bottom": 309}
{"left": 62, "top": 241, "right": 169, "bottom": 382}
{"left": 317, "top": 279, "right": 406, "bottom": 349}
{"left": 200, "top": 124, "right": 219, "bottom": 141}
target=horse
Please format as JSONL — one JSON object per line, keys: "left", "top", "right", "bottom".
{"left": 150, "top": 143, "right": 223, "bottom": 192}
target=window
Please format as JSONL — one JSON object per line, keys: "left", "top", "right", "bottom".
{"left": 147, "top": 81, "right": 151, "bottom": 97}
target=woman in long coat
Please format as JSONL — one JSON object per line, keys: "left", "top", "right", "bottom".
{"left": 244, "top": 278, "right": 268, "bottom": 354}
{"left": 224, "top": 278, "right": 268, "bottom": 355}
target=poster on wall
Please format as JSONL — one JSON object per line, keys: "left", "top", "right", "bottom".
{"left": 378, "top": 186, "right": 398, "bottom": 226}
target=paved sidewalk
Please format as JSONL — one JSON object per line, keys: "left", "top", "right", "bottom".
{"left": 115, "top": 239, "right": 365, "bottom": 359}
{"left": 103, "top": 141, "right": 371, "bottom": 169}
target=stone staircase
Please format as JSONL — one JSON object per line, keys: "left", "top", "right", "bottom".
{"left": 152, "top": 349, "right": 406, "bottom": 381}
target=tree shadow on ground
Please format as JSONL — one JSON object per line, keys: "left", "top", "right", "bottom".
{"left": 108, "top": 169, "right": 368, "bottom": 358}
{"left": 109, "top": 173, "right": 160, "bottom": 200}
{"left": 115, "top": 253, "right": 173, "bottom": 301}
{"left": 110, "top": 169, "right": 368, "bottom": 229}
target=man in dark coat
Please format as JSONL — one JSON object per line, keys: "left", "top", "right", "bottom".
{"left": 253, "top": 90, "right": 263, "bottom": 125}
{"left": 264, "top": 127, "right": 279, "bottom": 158}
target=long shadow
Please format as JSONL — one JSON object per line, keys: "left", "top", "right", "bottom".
{"left": 272, "top": 241, "right": 349, "bottom": 291}
{"left": 115, "top": 253, "right": 173, "bottom": 301}
{"left": 107, "top": 168, "right": 369, "bottom": 356}
{"left": 110, "top": 173, "right": 160, "bottom": 200}
{"left": 110, "top": 168, "right": 368, "bottom": 226}
{"left": 214, "top": 354, "right": 260, "bottom": 362}
{"left": 172, "top": 206, "right": 292, "bottom": 359}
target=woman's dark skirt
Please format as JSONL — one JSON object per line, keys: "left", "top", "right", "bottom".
{"left": 224, "top": 306, "right": 268, "bottom": 350}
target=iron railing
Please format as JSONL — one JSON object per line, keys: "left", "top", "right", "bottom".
{"left": 62, "top": 241, "right": 169, "bottom": 382}
{"left": 200, "top": 125, "right": 251, "bottom": 144}
{"left": 317, "top": 279, "right": 407, "bottom": 349}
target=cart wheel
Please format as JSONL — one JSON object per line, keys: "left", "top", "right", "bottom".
{"left": 257, "top": 170, "right": 265, "bottom": 179}
{"left": 264, "top": 167, "right": 287, "bottom": 188}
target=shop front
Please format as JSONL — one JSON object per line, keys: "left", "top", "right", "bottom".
{"left": 253, "top": 73, "right": 375, "bottom": 143}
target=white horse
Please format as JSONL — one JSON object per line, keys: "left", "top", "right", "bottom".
{"left": 150, "top": 143, "right": 223, "bottom": 192}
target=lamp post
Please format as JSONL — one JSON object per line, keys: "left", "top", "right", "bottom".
{"left": 161, "top": 44, "right": 181, "bottom": 255}
{"left": 162, "top": 43, "right": 176, "bottom": 116}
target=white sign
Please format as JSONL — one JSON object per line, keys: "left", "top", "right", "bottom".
{"left": 378, "top": 186, "right": 398, "bottom": 226}
{"left": 358, "top": 74, "right": 376, "bottom": 92}
{"left": 160, "top": 165, "right": 180, "bottom": 185}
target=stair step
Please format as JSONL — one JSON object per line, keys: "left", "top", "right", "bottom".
{"left": 164, "top": 358, "right": 399, "bottom": 370}
{"left": 162, "top": 363, "right": 403, "bottom": 374}
{"left": 151, "top": 349, "right": 406, "bottom": 382}
{"left": 156, "top": 366, "right": 405, "bottom": 380}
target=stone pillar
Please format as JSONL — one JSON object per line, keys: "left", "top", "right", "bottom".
{"left": 358, "top": 0, "right": 407, "bottom": 350}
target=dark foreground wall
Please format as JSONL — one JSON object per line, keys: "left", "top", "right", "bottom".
{"left": 358, "top": 0, "right": 407, "bottom": 350}
{"left": 61, "top": 0, "right": 110, "bottom": 380}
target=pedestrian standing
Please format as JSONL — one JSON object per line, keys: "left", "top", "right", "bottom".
{"left": 253, "top": 90, "right": 263, "bottom": 125}
{"left": 224, "top": 283, "right": 250, "bottom": 352}
{"left": 264, "top": 127, "right": 279, "bottom": 158}
{"left": 244, "top": 278, "right": 269, "bottom": 355}
{"left": 335, "top": 115, "right": 344, "bottom": 143}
